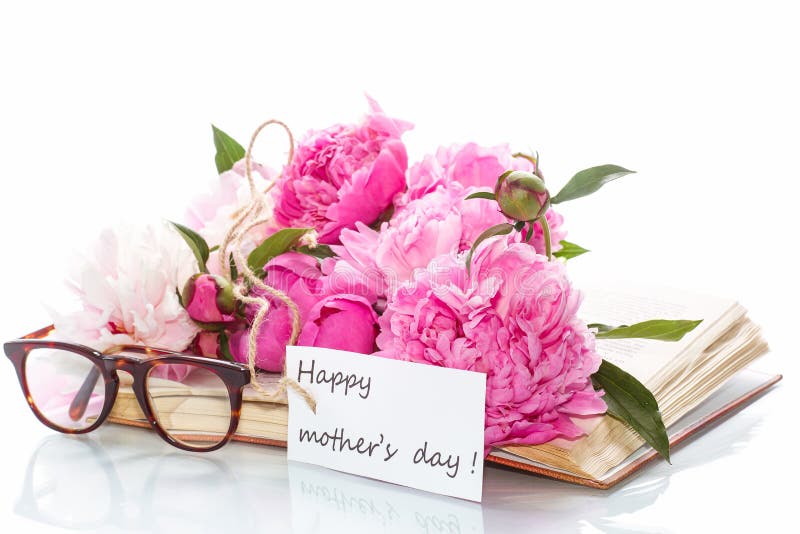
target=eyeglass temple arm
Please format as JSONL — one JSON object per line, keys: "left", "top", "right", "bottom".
{"left": 69, "top": 366, "right": 101, "bottom": 421}
{"left": 21, "top": 325, "right": 55, "bottom": 340}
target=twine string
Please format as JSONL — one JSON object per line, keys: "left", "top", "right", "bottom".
{"left": 219, "top": 119, "right": 315, "bottom": 412}
{"left": 218, "top": 120, "right": 294, "bottom": 278}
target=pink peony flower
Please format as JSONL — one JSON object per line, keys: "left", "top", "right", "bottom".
{"left": 230, "top": 252, "right": 379, "bottom": 371}
{"left": 375, "top": 185, "right": 465, "bottom": 285}
{"left": 330, "top": 178, "right": 561, "bottom": 300}
{"left": 190, "top": 331, "right": 221, "bottom": 359}
{"left": 185, "top": 159, "right": 277, "bottom": 275}
{"left": 375, "top": 255, "right": 483, "bottom": 371}
{"left": 327, "top": 184, "right": 495, "bottom": 299}
{"left": 298, "top": 295, "right": 379, "bottom": 355}
{"left": 272, "top": 98, "right": 411, "bottom": 244}
{"left": 230, "top": 253, "right": 321, "bottom": 370}
{"left": 230, "top": 310, "right": 292, "bottom": 372}
{"left": 404, "top": 143, "right": 567, "bottom": 255}
{"left": 472, "top": 239, "right": 606, "bottom": 448}
{"left": 181, "top": 273, "right": 236, "bottom": 324}
{"left": 319, "top": 254, "right": 382, "bottom": 306}
{"left": 185, "top": 159, "right": 276, "bottom": 246}
{"left": 406, "top": 142, "right": 533, "bottom": 200}
{"left": 374, "top": 237, "right": 605, "bottom": 452}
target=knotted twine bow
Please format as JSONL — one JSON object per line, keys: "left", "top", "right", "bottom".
{"left": 217, "top": 120, "right": 317, "bottom": 412}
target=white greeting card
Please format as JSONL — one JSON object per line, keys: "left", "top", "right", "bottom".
{"left": 286, "top": 346, "right": 486, "bottom": 502}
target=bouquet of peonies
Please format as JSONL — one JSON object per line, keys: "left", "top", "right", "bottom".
{"left": 53, "top": 99, "right": 699, "bottom": 459}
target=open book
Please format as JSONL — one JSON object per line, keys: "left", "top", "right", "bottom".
{"left": 108, "top": 285, "right": 778, "bottom": 488}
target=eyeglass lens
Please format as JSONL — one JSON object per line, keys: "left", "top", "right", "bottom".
{"left": 145, "top": 364, "right": 233, "bottom": 450}
{"left": 24, "top": 347, "right": 106, "bottom": 430}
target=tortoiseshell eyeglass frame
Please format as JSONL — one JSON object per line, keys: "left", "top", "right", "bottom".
{"left": 4, "top": 325, "right": 251, "bottom": 452}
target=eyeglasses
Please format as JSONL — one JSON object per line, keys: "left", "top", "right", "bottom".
{"left": 4, "top": 325, "right": 251, "bottom": 452}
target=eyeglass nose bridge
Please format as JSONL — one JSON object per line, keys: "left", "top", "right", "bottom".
{"left": 99, "top": 355, "right": 158, "bottom": 410}
{"left": 97, "top": 357, "right": 165, "bottom": 438}
{"left": 104, "top": 354, "right": 146, "bottom": 374}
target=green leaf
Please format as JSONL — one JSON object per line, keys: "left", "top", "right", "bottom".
{"left": 551, "top": 164, "right": 636, "bottom": 204}
{"left": 465, "top": 223, "right": 514, "bottom": 275}
{"left": 553, "top": 240, "right": 590, "bottom": 260}
{"left": 169, "top": 221, "right": 210, "bottom": 273}
{"left": 369, "top": 204, "right": 395, "bottom": 230}
{"left": 594, "top": 319, "right": 703, "bottom": 341}
{"left": 524, "top": 221, "right": 534, "bottom": 242}
{"left": 218, "top": 332, "right": 235, "bottom": 362}
{"left": 192, "top": 320, "right": 227, "bottom": 332}
{"left": 247, "top": 228, "right": 311, "bottom": 274}
{"left": 297, "top": 244, "right": 336, "bottom": 260}
{"left": 229, "top": 253, "right": 238, "bottom": 281}
{"left": 212, "top": 125, "right": 246, "bottom": 174}
{"left": 593, "top": 359, "right": 670, "bottom": 462}
{"left": 465, "top": 191, "right": 497, "bottom": 201}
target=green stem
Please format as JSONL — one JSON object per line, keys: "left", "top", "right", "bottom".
{"left": 511, "top": 151, "right": 541, "bottom": 175}
{"left": 512, "top": 152, "right": 538, "bottom": 168}
{"left": 540, "top": 215, "right": 552, "bottom": 260}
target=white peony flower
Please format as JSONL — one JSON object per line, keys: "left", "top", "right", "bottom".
{"left": 53, "top": 221, "right": 200, "bottom": 352}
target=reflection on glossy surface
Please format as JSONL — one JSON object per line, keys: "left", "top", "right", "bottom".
{"left": 17, "top": 438, "right": 118, "bottom": 529}
{"left": 481, "top": 411, "right": 762, "bottom": 533}
{"left": 12, "top": 410, "right": 762, "bottom": 534}
{"left": 15, "top": 428, "right": 291, "bottom": 533}
{"left": 289, "top": 461, "right": 484, "bottom": 533}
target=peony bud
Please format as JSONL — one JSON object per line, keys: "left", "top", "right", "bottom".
{"left": 186, "top": 331, "right": 221, "bottom": 358}
{"left": 494, "top": 170, "right": 550, "bottom": 222}
{"left": 181, "top": 273, "right": 236, "bottom": 325}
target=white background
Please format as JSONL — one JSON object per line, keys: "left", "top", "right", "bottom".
{"left": 0, "top": 1, "right": 797, "bottom": 532}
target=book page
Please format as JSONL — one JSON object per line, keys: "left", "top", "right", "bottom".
{"left": 491, "top": 368, "right": 779, "bottom": 484}
{"left": 579, "top": 284, "right": 736, "bottom": 382}
{"left": 129, "top": 370, "right": 287, "bottom": 404}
